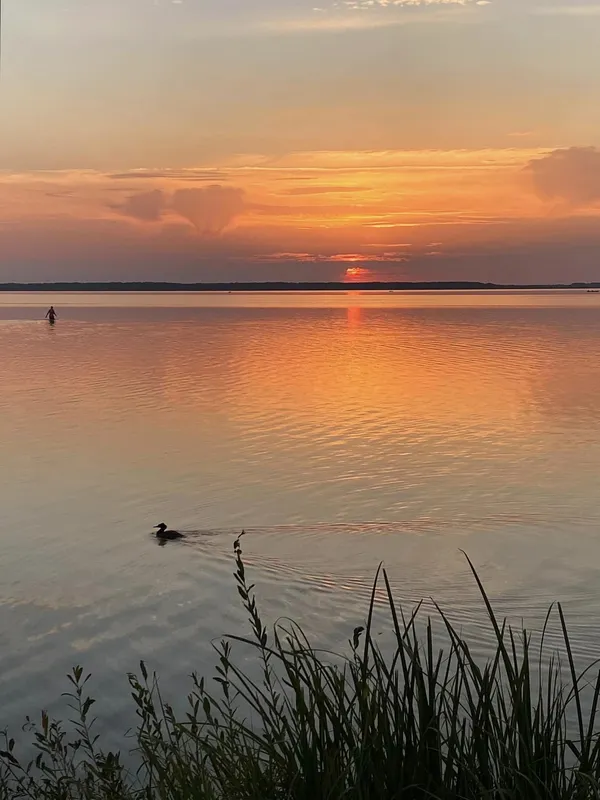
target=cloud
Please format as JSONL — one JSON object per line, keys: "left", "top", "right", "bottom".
{"left": 10, "top": 147, "right": 600, "bottom": 284}
{"left": 528, "top": 147, "right": 600, "bottom": 207}
{"left": 533, "top": 4, "right": 600, "bottom": 15}
{"left": 109, "top": 169, "right": 230, "bottom": 182}
{"left": 113, "top": 185, "right": 246, "bottom": 234}
{"left": 285, "top": 185, "right": 372, "bottom": 195}
{"left": 250, "top": 252, "right": 410, "bottom": 263}
{"left": 4, "top": 206, "right": 600, "bottom": 284}
{"left": 338, "top": 0, "right": 480, "bottom": 6}
{"left": 118, "top": 189, "right": 166, "bottom": 221}
{"left": 171, "top": 186, "right": 246, "bottom": 234}
{"left": 266, "top": 0, "right": 486, "bottom": 31}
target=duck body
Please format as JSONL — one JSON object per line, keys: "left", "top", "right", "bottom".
{"left": 154, "top": 522, "right": 184, "bottom": 540}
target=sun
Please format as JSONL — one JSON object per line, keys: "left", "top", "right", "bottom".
{"left": 344, "top": 266, "right": 371, "bottom": 281}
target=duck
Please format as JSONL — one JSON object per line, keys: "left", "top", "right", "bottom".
{"left": 153, "top": 522, "right": 184, "bottom": 540}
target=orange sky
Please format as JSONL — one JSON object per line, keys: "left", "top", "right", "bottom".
{"left": 3, "top": 0, "right": 600, "bottom": 282}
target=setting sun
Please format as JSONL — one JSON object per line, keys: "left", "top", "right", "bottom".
{"left": 345, "top": 266, "right": 370, "bottom": 281}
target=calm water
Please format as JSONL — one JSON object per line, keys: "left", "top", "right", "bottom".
{"left": 2, "top": 290, "right": 600, "bottom": 746}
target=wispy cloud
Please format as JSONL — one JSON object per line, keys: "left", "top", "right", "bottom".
{"left": 284, "top": 185, "right": 373, "bottom": 195}
{"left": 265, "top": 0, "right": 488, "bottom": 31}
{"left": 109, "top": 169, "right": 230, "bottom": 182}
{"left": 249, "top": 252, "right": 410, "bottom": 263}
{"left": 336, "top": 0, "right": 485, "bottom": 6}
{"left": 533, "top": 4, "right": 600, "bottom": 15}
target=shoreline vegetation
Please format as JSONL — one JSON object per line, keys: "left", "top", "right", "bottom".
{"left": 1, "top": 281, "right": 600, "bottom": 293}
{"left": 3, "top": 543, "right": 600, "bottom": 798}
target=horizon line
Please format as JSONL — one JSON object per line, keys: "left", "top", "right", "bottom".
{"left": 1, "top": 281, "right": 600, "bottom": 292}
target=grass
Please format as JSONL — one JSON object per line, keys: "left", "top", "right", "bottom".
{"left": 2, "top": 535, "right": 600, "bottom": 798}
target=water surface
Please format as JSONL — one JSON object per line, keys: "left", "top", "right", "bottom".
{"left": 1, "top": 290, "right": 600, "bottom": 746}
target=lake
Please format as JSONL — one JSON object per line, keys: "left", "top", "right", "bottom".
{"left": 1, "top": 290, "right": 600, "bottom": 748}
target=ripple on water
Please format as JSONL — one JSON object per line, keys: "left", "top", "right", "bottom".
{"left": 2, "top": 303, "right": 600, "bottom": 742}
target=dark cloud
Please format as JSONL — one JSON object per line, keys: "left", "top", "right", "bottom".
{"left": 113, "top": 184, "right": 246, "bottom": 233}
{"left": 528, "top": 147, "right": 600, "bottom": 206}
{"left": 171, "top": 185, "right": 246, "bottom": 234}
{"left": 117, "top": 189, "right": 166, "bottom": 221}
{"left": 44, "top": 190, "right": 75, "bottom": 198}
{"left": 109, "top": 169, "right": 230, "bottom": 183}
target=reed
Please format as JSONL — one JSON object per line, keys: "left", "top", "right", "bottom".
{"left": 1, "top": 538, "right": 600, "bottom": 799}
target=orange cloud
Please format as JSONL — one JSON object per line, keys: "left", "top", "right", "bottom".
{"left": 3, "top": 147, "right": 600, "bottom": 282}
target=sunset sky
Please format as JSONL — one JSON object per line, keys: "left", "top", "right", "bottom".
{"left": 3, "top": 0, "right": 600, "bottom": 283}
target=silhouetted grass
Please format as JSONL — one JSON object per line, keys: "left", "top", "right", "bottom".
{"left": 2, "top": 537, "right": 600, "bottom": 799}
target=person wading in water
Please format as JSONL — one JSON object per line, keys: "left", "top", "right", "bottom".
{"left": 45, "top": 306, "right": 57, "bottom": 324}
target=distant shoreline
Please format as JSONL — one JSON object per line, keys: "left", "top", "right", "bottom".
{"left": 1, "top": 281, "right": 600, "bottom": 292}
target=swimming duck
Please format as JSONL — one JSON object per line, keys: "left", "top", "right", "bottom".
{"left": 154, "top": 523, "right": 184, "bottom": 540}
